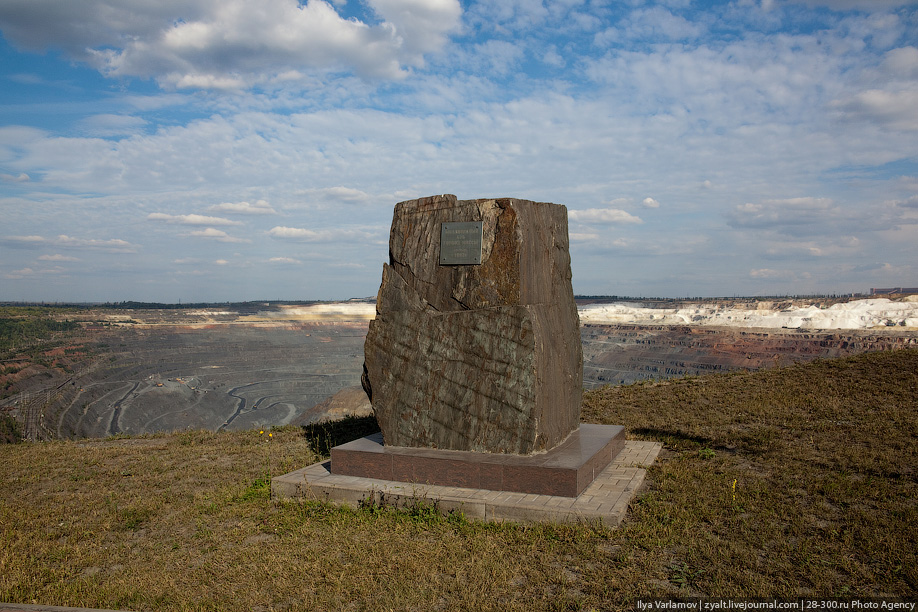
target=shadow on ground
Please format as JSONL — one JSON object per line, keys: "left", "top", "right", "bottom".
{"left": 301, "top": 415, "right": 380, "bottom": 457}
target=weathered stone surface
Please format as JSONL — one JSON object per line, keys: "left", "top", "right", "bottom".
{"left": 362, "top": 194, "right": 582, "bottom": 455}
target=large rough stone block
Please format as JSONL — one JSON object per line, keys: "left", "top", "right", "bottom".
{"left": 362, "top": 194, "right": 582, "bottom": 455}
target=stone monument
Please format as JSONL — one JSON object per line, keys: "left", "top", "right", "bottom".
{"left": 361, "top": 194, "right": 582, "bottom": 454}
{"left": 327, "top": 194, "right": 625, "bottom": 498}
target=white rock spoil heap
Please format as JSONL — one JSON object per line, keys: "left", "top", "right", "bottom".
{"left": 578, "top": 297, "right": 918, "bottom": 330}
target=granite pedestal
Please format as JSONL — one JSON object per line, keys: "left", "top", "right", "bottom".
{"left": 330, "top": 423, "right": 624, "bottom": 498}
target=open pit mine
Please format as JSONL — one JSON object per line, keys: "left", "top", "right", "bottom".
{"left": 2, "top": 297, "right": 916, "bottom": 440}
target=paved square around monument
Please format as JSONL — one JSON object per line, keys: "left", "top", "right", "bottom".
{"left": 273, "top": 439, "right": 662, "bottom": 525}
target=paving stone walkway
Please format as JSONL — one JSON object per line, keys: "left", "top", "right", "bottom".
{"left": 273, "top": 440, "right": 662, "bottom": 525}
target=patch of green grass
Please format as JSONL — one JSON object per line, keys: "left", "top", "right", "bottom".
{"left": 0, "top": 349, "right": 916, "bottom": 610}
{"left": 0, "top": 413, "right": 23, "bottom": 443}
{"left": 234, "top": 474, "right": 272, "bottom": 503}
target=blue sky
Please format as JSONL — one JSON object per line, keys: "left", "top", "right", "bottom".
{"left": 1, "top": 0, "right": 917, "bottom": 302}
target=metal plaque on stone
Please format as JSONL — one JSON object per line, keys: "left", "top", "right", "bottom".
{"left": 439, "top": 221, "right": 483, "bottom": 265}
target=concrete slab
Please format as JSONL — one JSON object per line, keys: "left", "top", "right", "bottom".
{"left": 273, "top": 440, "right": 662, "bottom": 526}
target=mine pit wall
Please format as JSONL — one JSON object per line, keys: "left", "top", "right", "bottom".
{"left": 7, "top": 318, "right": 917, "bottom": 440}
{"left": 581, "top": 324, "right": 918, "bottom": 388}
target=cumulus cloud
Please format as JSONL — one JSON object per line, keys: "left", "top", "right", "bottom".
{"left": 595, "top": 7, "right": 705, "bottom": 46}
{"left": 0, "top": 172, "right": 30, "bottom": 182}
{"left": 269, "top": 257, "right": 302, "bottom": 264}
{"left": 187, "top": 228, "right": 251, "bottom": 243}
{"left": 1, "top": 266, "right": 64, "bottom": 279}
{"left": 727, "top": 198, "right": 836, "bottom": 230}
{"left": 330, "top": 262, "right": 365, "bottom": 269}
{"left": 147, "top": 213, "right": 241, "bottom": 226}
{"left": 77, "top": 113, "right": 147, "bottom": 137}
{"left": 2, "top": 234, "right": 138, "bottom": 253}
{"left": 831, "top": 88, "right": 918, "bottom": 131}
{"left": 788, "top": 0, "right": 918, "bottom": 9}
{"left": 299, "top": 187, "right": 373, "bottom": 204}
{"left": 0, "top": 0, "right": 462, "bottom": 89}
{"left": 207, "top": 200, "right": 277, "bottom": 215}
{"left": 38, "top": 254, "right": 80, "bottom": 262}
{"left": 642, "top": 197, "right": 660, "bottom": 208}
{"left": 762, "top": 236, "right": 862, "bottom": 259}
{"left": 370, "top": 0, "right": 462, "bottom": 60}
{"left": 880, "top": 46, "right": 918, "bottom": 78}
{"left": 750, "top": 268, "right": 786, "bottom": 279}
{"left": 568, "top": 208, "right": 644, "bottom": 224}
{"left": 268, "top": 226, "right": 376, "bottom": 242}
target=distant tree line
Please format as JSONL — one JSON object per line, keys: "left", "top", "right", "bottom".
{"left": 0, "top": 311, "right": 80, "bottom": 355}
{"left": 0, "top": 300, "right": 325, "bottom": 311}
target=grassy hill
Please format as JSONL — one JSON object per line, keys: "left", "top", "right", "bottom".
{"left": 1, "top": 350, "right": 916, "bottom": 610}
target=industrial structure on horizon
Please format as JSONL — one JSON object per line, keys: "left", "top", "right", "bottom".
{"left": 870, "top": 287, "right": 918, "bottom": 295}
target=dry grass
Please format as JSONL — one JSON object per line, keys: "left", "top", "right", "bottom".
{"left": 2, "top": 350, "right": 917, "bottom": 610}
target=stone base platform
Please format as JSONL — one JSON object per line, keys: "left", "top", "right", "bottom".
{"left": 331, "top": 424, "right": 625, "bottom": 498}
{"left": 272, "top": 439, "right": 662, "bottom": 525}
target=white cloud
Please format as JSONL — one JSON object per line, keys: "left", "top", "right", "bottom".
{"left": 38, "top": 254, "right": 80, "bottom": 262}
{"left": 2, "top": 234, "right": 138, "bottom": 253}
{"left": 788, "top": 0, "right": 918, "bottom": 10}
{"left": 207, "top": 200, "right": 277, "bottom": 215}
{"left": 56, "top": 235, "right": 138, "bottom": 252}
{"left": 269, "top": 257, "right": 302, "bottom": 264}
{"left": 1, "top": 266, "right": 64, "bottom": 279}
{"left": 147, "top": 213, "right": 242, "bottom": 226}
{"left": 187, "top": 228, "right": 251, "bottom": 243}
{"left": 369, "top": 0, "right": 462, "bottom": 61}
{"left": 727, "top": 198, "right": 836, "bottom": 230}
{"left": 268, "top": 226, "right": 321, "bottom": 240}
{"left": 77, "top": 114, "right": 147, "bottom": 137}
{"left": 568, "top": 208, "right": 644, "bottom": 224}
{"left": 2, "top": 268, "right": 31, "bottom": 280}
{"left": 0, "top": 172, "right": 30, "bottom": 182}
{"left": 542, "top": 46, "right": 565, "bottom": 69}
{"left": 750, "top": 268, "right": 785, "bottom": 279}
{"left": 464, "top": 40, "right": 524, "bottom": 76}
{"left": 762, "top": 236, "right": 863, "bottom": 259}
{"left": 642, "top": 197, "right": 660, "bottom": 208}
{"left": 268, "top": 226, "right": 377, "bottom": 242}
{"left": 268, "top": 226, "right": 371, "bottom": 242}
{"left": 569, "top": 232, "right": 601, "bottom": 243}
{"left": 0, "top": 0, "right": 462, "bottom": 89}
{"left": 299, "top": 187, "right": 373, "bottom": 205}
{"left": 595, "top": 7, "right": 705, "bottom": 46}
{"left": 1, "top": 235, "right": 46, "bottom": 247}
{"left": 831, "top": 89, "right": 918, "bottom": 131}
{"left": 880, "top": 47, "right": 918, "bottom": 78}
{"left": 330, "top": 262, "right": 365, "bottom": 268}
